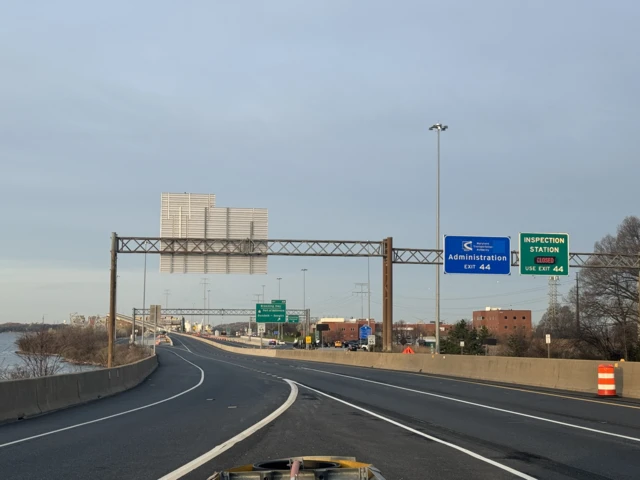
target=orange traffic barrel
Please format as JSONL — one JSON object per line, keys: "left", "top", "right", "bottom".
{"left": 597, "top": 364, "right": 616, "bottom": 397}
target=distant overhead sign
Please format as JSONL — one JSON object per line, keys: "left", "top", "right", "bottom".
{"left": 519, "top": 233, "right": 569, "bottom": 276}
{"left": 256, "top": 303, "right": 286, "bottom": 323}
{"left": 287, "top": 315, "right": 300, "bottom": 323}
{"left": 443, "top": 235, "right": 511, "bottom": 275}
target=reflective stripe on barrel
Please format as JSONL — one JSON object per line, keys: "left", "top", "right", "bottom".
{"left": 597, "top": 364, "right": 616, "bottom": 397}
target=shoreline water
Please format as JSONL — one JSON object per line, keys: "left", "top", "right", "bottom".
{"left": 0, "top": 332, "right": 102, "bottom": 375}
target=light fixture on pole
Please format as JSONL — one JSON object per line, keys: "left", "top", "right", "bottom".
{"left": 367, "top": 257, "right": 371, "bottom": 327}
{"left": 201, "top": 278, "right": 209, "bottom": 332}
{"left": 141, "top": 241, "right": 148, "bottom": 347}
{"left": 207, "top": 289, "right": 211, "bottom": 329}
{"left": 163, "top": 289, "right": 170, "bottom": 308}
{"left": 116, "top": 275, "right": 120, "bottom": 341}
{"left": 302, "top": 268, "right": 308, "bottom": 343}
{"left": 276, "top": 277, "right": 283, "bottom": 340}
{"left": 428, "top": 122, "right": 448, "bottom": 354}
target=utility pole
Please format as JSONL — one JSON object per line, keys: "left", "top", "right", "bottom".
{"left": 141, "top": 240, "right": 148, "bottom": 348}
{"left": 353, "top": 283, "right": 368, "bottom": 319}
{"left": 429, "top": 122, "right": 448, "bottom": 354}
{"left": 200, "top": 278, "right": 209, "bottom": 332}
{"left": 115, "top": 274, "right": 120, "bottom": 341}
{"left": 276, "top": 277, "right": 282, "bottom": 339}
{"left": 252, "top": 293, "right": 262, "bottom": 336}
{"left": 302, "top": 268, "right": 308, "bottom": 347}
{"left": 262, "top": 284, "right": 266, "bottom": 303}
{"left": 576, "top": 272, "right": 580, "bottom": 334}
{"left": 367, "top": 257, "right": 371, "bottom": 326}
{"left": 207, "top": 289, "right": 211, "bottom": 329}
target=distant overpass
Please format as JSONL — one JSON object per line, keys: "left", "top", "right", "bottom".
{"left": 113, "top": 314, "right": 166, "bottom": 333}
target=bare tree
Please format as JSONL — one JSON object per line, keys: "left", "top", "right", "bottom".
{"left": 14, "top": 327, "right": 65, "bottom": 378}
{"left": 565, "top": 216, "right": 640, "bottom": 360}
{"left": 535, "top": 305, "right": 576, "bottom": 339}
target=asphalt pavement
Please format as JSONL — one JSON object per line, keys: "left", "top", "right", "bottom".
{"left": 0, "top": 333, "right": 638, "bottom": 479}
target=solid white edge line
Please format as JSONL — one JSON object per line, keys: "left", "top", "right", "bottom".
{"left": 0, "top": 351, "right": 204, "bottom": 449}
{"left": 292, "top": 380, "right": 537, "bottom": 480}
{"left": 158, "top": 379, "right": 299, "bottom": 480}
{"left": 172, "top": 337, "right": 192, "bottom": 353}
{"left": 300, "top": 366, "right": 640, "bottom": 443}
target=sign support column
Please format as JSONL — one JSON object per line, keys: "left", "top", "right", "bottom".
{"left": 108, "top": 232, "right": 118, "bottom": 368}
{"left": 383, "top": 237, "right": 393, "bottom": 352}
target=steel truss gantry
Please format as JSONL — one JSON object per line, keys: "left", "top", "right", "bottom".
{"left": 107, "top": 234, "right": 640, "bottom": 367}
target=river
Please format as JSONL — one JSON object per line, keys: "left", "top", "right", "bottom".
{"left": 0, "top": 332, "right": 102, "bottom": 375}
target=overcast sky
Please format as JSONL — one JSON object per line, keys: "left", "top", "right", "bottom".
{"left": 1, "top": 1, "right": 638, "bottom": 325}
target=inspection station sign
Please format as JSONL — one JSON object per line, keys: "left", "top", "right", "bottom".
{"left": 443, "top": 235, "right": 511, "bottom": 275}
{"left": 519, "top": 233, "right": 570, "bottom": 276}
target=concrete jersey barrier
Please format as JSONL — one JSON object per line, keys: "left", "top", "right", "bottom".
{"left": 0, "top": 355, "right": 158, "bottom": 425}
{"left": 182, "top": 334, "right": 640, "bottom": 399}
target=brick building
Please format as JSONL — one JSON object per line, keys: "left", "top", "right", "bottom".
{"left": 472, "top": 307, "right": 532, "bottom": 336}
{"left": 315, "top": 318, "right": 377, "bottom": 342}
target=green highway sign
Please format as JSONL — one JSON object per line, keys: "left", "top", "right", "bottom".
{"left": 256, "top": 303, "right": 286, "bottom": 323}
{"left": 271, "top": 299, "right": 286, "bottom": 305}
{"left": 287, "top": 315, "right": 300, "bottom": 323}
{"left": 519, "top": 232, "right": 569, "bottom": 276}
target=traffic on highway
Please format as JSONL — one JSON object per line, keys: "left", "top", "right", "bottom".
{"left": 1, "top": 335, "right": 638, "bottom": 479}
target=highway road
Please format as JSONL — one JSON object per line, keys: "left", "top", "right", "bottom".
{"left": 0, "top": 335, "right": 638, "bottom": 479}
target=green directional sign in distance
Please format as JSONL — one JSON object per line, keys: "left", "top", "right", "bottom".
{"left": 287, "top": 315, "right": 299, "bottom": 323}
{"left": 519, "top": 233, "right": 569, "bottom": 276}
{"left": 271, "top": 299, "right": 286, "bottom": 305}
{"left": 256, "top": 303, "right": 286, "bottom": 323}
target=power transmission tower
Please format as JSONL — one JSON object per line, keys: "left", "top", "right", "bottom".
{"left": 353, "top": 283, "right": 369, "bottom": 319}
{"left": 548, "top": 276, "right": 559, "bottom": 333}
{"left": 200, "top": 278, "right": 209, "bottom": 331}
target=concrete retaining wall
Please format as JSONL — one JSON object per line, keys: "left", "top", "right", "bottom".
{"left": 185, "top": 335, "right": 640, "bottom": 399}
{"left": 0, "top": 355, "right": 158, "bottom": 425}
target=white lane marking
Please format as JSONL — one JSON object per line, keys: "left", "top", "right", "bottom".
{"left": 158, "top": 379, "right": 298, "bottom": 480}
{"left": 166, "top": 342, "right": 285, "bottom": 382}
{"left": 300, "top": 367, "right": 640, "bottom": 443}
{"left": 292, "top": 380, "right": 536, "bottom": 480}
{"left": 172, "top": 337, "right": 192, "bottom": 353}
{"left": 0, "top": 351, "right": 204, "bottom": 449}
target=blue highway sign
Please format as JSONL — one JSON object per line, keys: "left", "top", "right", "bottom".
{"left": 359, "top": 324, "right": 372, "bottom": 340}
{"left": 443, "top": 235, "right": 511, "bottom": 275}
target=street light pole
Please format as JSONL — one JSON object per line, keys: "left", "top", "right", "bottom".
{"left": 116, "top": 275, "right": 120, "bottom": 341}
{"left": 207, "top": 289, "right": 211, "bottom": 330}
{"left": 276, "top": 277, "right": 283, "bottom": 340}
{"left": 367, "top": 257, "right": 371, "bottom": 327}
{"left": 429, "top": 122, "right": 448, "bottom": 354}
{"left": 302, "top": 268, "right": 308, "bottom": 347}
{"left": 262, "top": 284, "right": 266, "bottom": 303}
{"left": 141, "top": 242, "right": 148, "bottom": 347}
